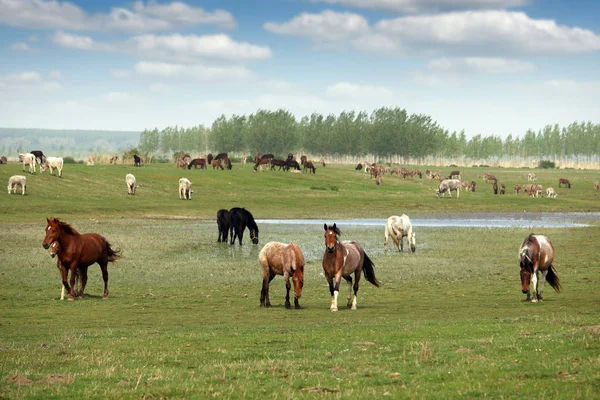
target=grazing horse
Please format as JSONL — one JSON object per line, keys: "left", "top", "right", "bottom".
{"left": 285, "top": 159, "right": 301, "bottom": 171}
{"left": 514, "top": 184, "right": 521, "bottom": 195}
{"left": 216, "top": 209, "right": 230, "bottom": 243}
{"left": 48, "top": 241, "right": 81, "bottom": 300}
{"left": 558, "top": 178, "right": 571, "bottom": 188}
{"left": 594, "top": 181, "right": 599, "bottom": 191}
{"left": 303, "top": 161, "right": 316, "bottom": 174}
{"left": 212, "top": 159, "right": 224, "bottom": 170}
{"left": 259, "top": 242, "right": 305, "bottom": 309}
{"left": 229, "top": 207, "right": 259, "bottom": 245}
{"left": 18, "top": 153, "right": 36, "bottom": 174}
{"left": 178, "top": 178, "right": 192, "bottom": 200}
{"left": 42, "top": 218, "right": 121, "bottom": 300}
{"left": 134, "top": 155, "right": 143, "bottom": 167}
{"left": 254, "top": 158, "right": 270, "bottom": 171}
{"left": 215, "top": 152, "right": 228, "bottom": 161}
{"left": 270, "top": 159, "right": 287, "bottom": 170}
{"left": 40, "top": 157, "right": 64, "bottom": 177}
{"left": 126, "top": 173, "right": 138, "bottom": 194}
{"left": 187, "top": 158, "right": 206, "bottom": 169}
{"left": 0, "top": 155, "right": 7, "bottom": 164}
{"left": 322, "top": 224, "right": 380, "bottom": 311}
{"left": 7, "top": 175, "right": 27, "bottom": 195}
{"left": 519, "top": 234, "right": 561, "bottom": 302}
{"left": 384, "top": 215, "right": 416, "bottom": 252}
{"left": 355, "top": 163, "right": 363, "bottom": 171}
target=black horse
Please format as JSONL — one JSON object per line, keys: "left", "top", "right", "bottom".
{"left": 217, "top": 209, "right": 230, "bottom": 243}
{"left": 30, "top": 150, "right": 46, "bottom": 165}
{"left": 285, "top": 159, "right": 301, "bottom": 171}
{"left": 229, "top": 207, "right": 259, "bottom": 245}
{"left": 134, "top": 155, "right": 142, "bottom": 167}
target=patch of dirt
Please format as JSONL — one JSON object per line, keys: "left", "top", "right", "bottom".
{"left": 6, "top": 375, "right": 33, "bottom": 385}
{"left": 588, "top": 326, "right": 600, "bottom": 336}
{"left": 38, "top": 374, "right": 72, "bottom": 385}
{"left": 300, "top": 387, "right": 338, "bottom": 393}
{"left": 389, "top": 372, "right": 401, "bottom": 378}
{"left": 455, "top": 347, "right": 472, "bottom": 354}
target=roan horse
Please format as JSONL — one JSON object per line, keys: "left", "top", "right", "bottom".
{"left": 42, "top": 218, "right": 121, "bottom": 300}
{"left": 259, "top": 242, "right": 305, "bottom": 309}
{"left": 322, "top": 224, "right": 380, "bottom": 311}
{"left": 519, "top": 234, "right": 561, "bottom": 302}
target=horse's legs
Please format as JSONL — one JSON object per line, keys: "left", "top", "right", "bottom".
{"left": 538, "top": 270, "right": 548, "bottom": 301}
{"left": 530, "top": 270, "right": 539, "bottom": 303}
{"left": 79, "top": 266, "right": 88, "bottom": 298}
{"left": 237, "top": 226, "right": 244, "bottom": 245}
{"left": 343, "top": 276, "right": 353, "bottom": 308}
{"left": 351, "top": 270, "right": 361, "bottom": 310}
{"left": 100, "top": 263, "right": 109, "bottom": 298}
{"left": 68, "top": 265, "right": 78, "bottom": 300}
{"left": 260, "top": 270, "right": 275, "bottom": 307}
{"left": 330, "top": 274, "right": 342, "bottom": 312}
{"left": 285, "top": 275, "right": 292, "bottom": 309}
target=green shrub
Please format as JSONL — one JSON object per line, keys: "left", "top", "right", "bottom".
{"left": 63, "top": 156, "right": 78, "bottom": 164}
{"left": 538, "top": 160, "right": 556, "bottom": 169}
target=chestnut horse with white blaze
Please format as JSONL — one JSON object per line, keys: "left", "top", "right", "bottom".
{"left": 322, "top": 224, "right": 380, "bottom": 311}
{"left": 42, "top": 218, "right": 120, "bottom": 300}
{"left": 49, "top": 241, "right": 81, "bottom": 300}
{"left": 519, "top": 234, "right": 561, "bottom": 302}
{"left": 259, "top": 242, "right": 305, "bottom": 309}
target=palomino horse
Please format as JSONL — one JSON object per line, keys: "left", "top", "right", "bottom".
{"left": 259, "top": 242, "right": 305, "bottom": 309}
{"left": 49, "top": 241, "right": 81, "bottom": 300}
{"left": 322, "top": 224, "right": 380, "bottom": 311}
{"left": 519, "top": 234, "right": 561, "bottom": 302}
{"left": 42, "top": 218, "right": 120, "bottom": 300}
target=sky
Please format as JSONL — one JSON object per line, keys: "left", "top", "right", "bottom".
{"left": 0, "top": 0, "right": 599, "bottom": 138}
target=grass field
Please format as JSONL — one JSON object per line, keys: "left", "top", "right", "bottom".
{"left": 1, "top": 162, "right": 600, "bottom": 399}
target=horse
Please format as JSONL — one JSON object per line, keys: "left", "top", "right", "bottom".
{"left": 216, "top": 209, "right": 230, "bottom": 243}
{"left": 303, "top": 161, "right": 316, "bottom": 174}
{"left": 384, "top": 215, "right": 416, "bottom": 253}
{"left": 30, "top": 150, "right": 46, "bottom": 165}
{"left": 48, "top": 240, "right": 82, "bottom": 300}
{"left": 215, "top": 152, "right": 228, "bottom": 161}
{"left": 126, "top": 173, "right": 138, "bottom": 195}
{"left": 519, "top": 234, "right": 561, "bottom": 302}
{"left": 7, "top": 175, "right": 27, "bottom": 195}
{"left": 270, "top": 159, "right": 287, "bottom": 171}
{"left": 212, "top": 159, "right": 224, "bottom": 170}
{"left": 229, "top": 207, "right": 259, "bottom": 245}
{"left": 178, "top": 178, "right": 192, "bottom": 200}
{"left": 558, "top": 178, "right": 571, "bottom": 188}
{"left": 42, "top": 218, "right": 121, "bottom": 300}
{"left": 207, "top": 154, "right": 213, "bottom": 165}
{"left": 40, "top": 157, "right": 63, "bottom": 177}
{"left": 355, "top": 163, "right": 362, "bottom": 171}
{"left": 285, "top": 159, "right": 301, "bottom": 171}
{"left": 259, "top": 242, "right": 305, "bottom": 309}
{"left": 253, "top": 158, "right": 270, "bottom": 171}
{"left": 18, "top": 153, "right": 36, "bottom": 174}
{"left": 322, "top": 224, "right": 380, "bottom": 311}
{"left": 187, "top": 158, "right": 206, "bottom": 169}
{"left": 134, "top": 155, "right": 143, "bottom": 167}
{"left": 222, "top": 157, "right": 232, "bottom": 170}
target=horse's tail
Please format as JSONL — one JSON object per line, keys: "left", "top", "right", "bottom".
{"left": 546, "top": 265, "right": 561, "bottom": 292}
{"left": 362, "top": 251, "right": 380, "bottom": 287}
{"left": 105, "top": 240, "right": 122, "bottom": 263}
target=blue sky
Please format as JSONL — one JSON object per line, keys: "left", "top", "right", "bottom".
{"left": 0, "top": 0, "right": 599, "bottom": 138}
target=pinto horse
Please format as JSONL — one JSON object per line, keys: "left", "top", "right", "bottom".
{"left": 519, "top": 234, "right": 561, "bottom": 302}
{"left": 322, "top": 224, "right": 380, "bottom": 311}
{"left": 42, "top": 218, "right": 120, "bottom": 300}
{"left": 229, "top": 207, "right": 259, "bottom": 245}
{"left": 259, "top": 242, "right": 305, "bottom": 309}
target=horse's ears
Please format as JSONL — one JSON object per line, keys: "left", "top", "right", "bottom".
{"left": 333, "top": 223, "right": 337, "bottom": 230}
{"left": 324, "top": 223, "right": 327, "bottom": 231}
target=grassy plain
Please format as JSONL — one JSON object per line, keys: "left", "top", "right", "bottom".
{"left": 1, "top": 162, "right": 600, "bottom": 399}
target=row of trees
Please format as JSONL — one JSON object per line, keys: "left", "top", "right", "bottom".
{"left": 138, "top": 108, "right": 600, "bottom": 163}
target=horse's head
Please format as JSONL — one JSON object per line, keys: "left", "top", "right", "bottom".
{"left": 324, "top": 223, "right": 340, "bottom": 253}
{"left": 520, "top": 263, "right": 531, "bottom": 294}
{"left": 42, "top": 218, "right": 60, "bottom": 249}
{"left": 519, "top": 239, "right": 535, "bottom": 294}
{"left": 249, "top": 229, "right": 259, "bottom": 245}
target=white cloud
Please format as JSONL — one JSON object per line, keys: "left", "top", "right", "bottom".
{"left": 132, "top": 61, "right": 255, "bottom": 81}
{"left": 264, "top": 10, "right": 369, "bottom": 45}
{"left": 428, "top": 57, "right": 535, "bottom": 74}
{"left": 0, "top": 70, "right": 62, "bottom": 93}
{"left": 129, "top": 34, "right": 272, "bottom": 63}
{"left": 49, "top": 70, "right": 63, "bottom": 80}
{"left": 267, "top": 10, "right": 600, "bottom": 56}
{"left": 0, "top": 0, "right": 236, "bottom": 33}
{"left": 309, "top": 0, "right": 530, "bottom": 13}
{"left": 111, "top": 69, "right": 132, "bottom": 79}
{"left": 3, "top": 71, "right": 42, "bottom": 83}
{"left": 52, "top": 31, "right": 107, "bottom": 51}
{"left": 10, "top": 42, "right": 31, "bottom": 51}
{"left": 325, "top": 82, "right": 394, "bottom": 99}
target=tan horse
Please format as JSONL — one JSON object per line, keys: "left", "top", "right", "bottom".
{"left": 259, "top": 242, "right": 305, "bottom": 309}
{"left": 519, "top": 234, "right": 561, "bottom": 302}
{"left": 322, "top": 224, "right": 380, "bottom": 311}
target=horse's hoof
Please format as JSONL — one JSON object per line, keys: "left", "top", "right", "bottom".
{"left": 531, "top": 298, "right": 538, "bottom": 303}
{"left": 295, "top": 305, "right": 302, "bottom": 310}
{"left": 285, "top": 303, "right": 291, "bottom": 309}
{"left": 351, "top": 305, "right": 357, "bottom": 310}
{"left": 103, "top": 296, "right": 108, "bottom": 299}
{"left": 330, "top": 307, "right": 338, "bottom": 312}
{"left": 68, "top": 297, "right": 75, "bottom": 301}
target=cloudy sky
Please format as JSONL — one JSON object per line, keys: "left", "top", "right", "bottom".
{"left": 1, "top": 0, "right": 599, "bottom": 138}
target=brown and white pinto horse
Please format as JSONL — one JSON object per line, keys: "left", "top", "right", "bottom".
{"left": 259, "top": 242, "right": 305, "bottom": 309}
{"left": 322, "top": 224, "right": 380, "bottom": 311}
{"left": 42, "top": 218, "right": 120, "bottom": 300}
{"left": 519, "top": 234, "right": 561, "bottom": 302}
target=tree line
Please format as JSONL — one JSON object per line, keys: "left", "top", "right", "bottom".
{"left": 138, "top": 108, "right": 600, "bottom": 163}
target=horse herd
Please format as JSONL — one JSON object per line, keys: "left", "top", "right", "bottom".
{"left": 5, "top": 151, "right": 64, "bottom": 195}
{"left": 40, "top": 211, "right": 559, "bottom": 310}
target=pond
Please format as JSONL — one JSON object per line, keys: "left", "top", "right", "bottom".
{"left": 257, "top": 212, "right": 600, "bottom": 229}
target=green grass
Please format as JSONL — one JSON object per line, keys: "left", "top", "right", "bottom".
{"left": 1, "top": 163, "right": 600, "bottom": 398}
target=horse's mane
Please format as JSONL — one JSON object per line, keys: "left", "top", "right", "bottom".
{"left": 244, "top": 209, "right": 259, "bottom": 231}
{"left": 327, "top": 224, "right": 341, "bottom": 236}
{"left": 290, "top": 242, "right": 305, "bottom": 268}
{"left": 52, "top": 218, "right": 80, "bottom": 235}
{"left": 525, "top": 233, "right": 536, "bottom": 246}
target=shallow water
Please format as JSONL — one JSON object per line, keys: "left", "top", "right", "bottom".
{"left": 257, "top": 212, "right": 600, "bottom": 229}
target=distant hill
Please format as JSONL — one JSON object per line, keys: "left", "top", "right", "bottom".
{"left": 0, "top": 128, "right": 140, "bottom": 157}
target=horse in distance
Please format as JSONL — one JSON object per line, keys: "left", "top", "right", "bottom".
{"left": 229, "top": 207, "right": 259, "bottom": 245}
{"left": 259, "top": 242, "right": 305, "bottom": 309}
{"left": 384, "top": 214, "right": 416, "bottom": 252}
{"left": 322, "top": 224, "right": 380, "bottom": 311}
{"left": 519, "top": 234, "right": 561, "bottom": 302}
{"left": 42, "top": 218, "right": 121, "bottom": 300}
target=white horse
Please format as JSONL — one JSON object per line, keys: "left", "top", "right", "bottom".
{"left": 178, "top": 178, "right": 193, "bottom": 200}
{"left": 18, "top": 153, "right": 36, "bottom": 174}
{"left": 126, "top": 174, "right": 139, "bottom": 195}
{"left": 40, "top": 157, "right": 64, "bottom": 177}
{"left": 7, "top": 175, "right": 27, "bottom": 195}
{"left": 384, "top": 214, "right": 416, "bottom": 253}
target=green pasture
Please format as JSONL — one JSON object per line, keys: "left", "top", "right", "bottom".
{"left": 1, "top": 162, "right": 600, "bottom": 399}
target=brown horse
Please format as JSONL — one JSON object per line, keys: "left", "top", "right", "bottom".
{"left": 42, "top": 218, "right": 120, "bottom": 300}
{"left": 259, "top": 242, "right": 305, "bottom": 309}
{"left": 558, "top": 178, "right": 571, "bottom": 188}
{"left": 49, "top": 240, "right": 81, "bottom": 300}
{"left": 322, "top": 224, "right": 380, "bottom": 311}
{"left": 519, "top": 234, "right": 561, "bottom": 302}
